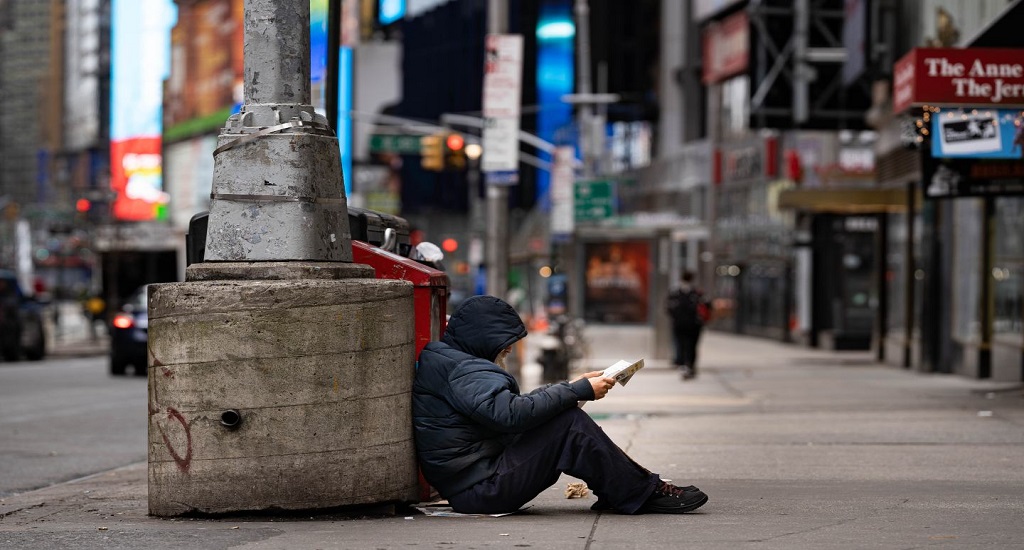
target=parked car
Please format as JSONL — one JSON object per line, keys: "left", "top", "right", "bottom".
{"left": 109, "top": 285, "right": 149, "bottom": 376}
{"left": 0, "top": 270, "right": 46, "bottom": 362}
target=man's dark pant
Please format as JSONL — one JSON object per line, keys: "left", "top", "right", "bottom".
{"left": 673, "top": 326, "right": 702, "bottom": 372}
{"left": 447, "top": 407, "right": 660, "bottom": 514}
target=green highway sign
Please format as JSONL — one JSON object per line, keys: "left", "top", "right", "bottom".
{"left": 574, "top": 180, "right": 615, "bottom": 221}
{"left": 369, "top": 133, "right": 424, "bottom": 154}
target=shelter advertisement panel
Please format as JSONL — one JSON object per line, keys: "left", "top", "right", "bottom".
{"left": 583, "top": 241, "right": 651, "bottom": 324}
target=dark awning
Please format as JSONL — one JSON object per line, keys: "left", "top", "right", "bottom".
{"left": 965, "top": 0, "right": 1024, "bottom": 47}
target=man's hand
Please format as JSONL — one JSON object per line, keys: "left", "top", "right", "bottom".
{"left": 573, "top": 371, "right": 616, "bottom": 400}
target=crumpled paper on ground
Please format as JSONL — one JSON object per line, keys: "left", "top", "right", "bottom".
{"left": 564, "top": 482, "right": 589, "bottom": 499}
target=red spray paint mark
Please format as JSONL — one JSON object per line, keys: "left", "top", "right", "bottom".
{"left": 161, "top": 367, "right": 174, "bottom": 378}
{"left": 157, "top": 407, "right": 193, "bottom": 473}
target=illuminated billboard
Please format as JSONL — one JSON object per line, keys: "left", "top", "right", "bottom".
{"left": 161, "top": 0, "right": 342, "bottom": 219}
{"left": 163, "top": 0, "right": 329, "bottom": 134}
{"left": 110, "top": 0, "right": 177, "bottom": 221}
{"left": 932, "top": 108, "right": 1024, "bottom": 159}
{"left": 535, "top": 0, "right": 574, "bottom": 206}
{"left": 118, "top": 0, "right": 344, "bottom": 224}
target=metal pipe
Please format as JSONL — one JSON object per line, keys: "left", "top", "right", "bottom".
{"left": 220, "top": 409, "right": 242, "bottom": 429}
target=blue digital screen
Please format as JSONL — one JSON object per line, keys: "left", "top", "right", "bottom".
{"left": 535, "top": 0, "right": 575, "bottom": 208}
{"left": 380, "top": 0, "right": 406, "bottom": 25}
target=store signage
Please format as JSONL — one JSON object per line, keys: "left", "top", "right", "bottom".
{"left": 931, "top": 108, "right": 1024, "bottom": 159}
{"left": 893, "top": 48, "right": 1024, "bottom": 113}
{"left": 702, "top": 10, "right": 749, "bottom": 84}
{"left": 923, "top": 156, "right": 1024, "bottom": 199}
{"left": 718, "top": 136, "right": 778, "bottom": 183}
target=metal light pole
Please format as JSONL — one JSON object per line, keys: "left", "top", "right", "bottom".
{"left": 574, "top": 0, "right": 594, "bottom": 178}
{"left": 485, "top": 0, "right": 510, "bottom": 299}
{"left": 203, "top": 0, "right": 353, "bottom": 263}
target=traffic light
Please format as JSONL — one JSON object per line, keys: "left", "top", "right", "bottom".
{"left": 444, "top": 133, "right": 467, "bottom": 170}
{"left": 421, "top": 134, "right": 444, "bottom": 171}
{"left": 421, "top": 132, "right": 468, "bottom": 171}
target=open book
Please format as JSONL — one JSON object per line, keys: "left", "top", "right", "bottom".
{"left": 602, "top": 358, "right": 645, "bottom": 386}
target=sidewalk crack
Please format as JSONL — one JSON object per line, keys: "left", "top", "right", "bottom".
{"left": 584, "top": 513, "right": 601, "bottom": 550}
{"left": 0, "top": 501, "right": 46, "bottom": 522}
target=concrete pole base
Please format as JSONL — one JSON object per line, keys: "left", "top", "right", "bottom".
{"left": 186, "top": 261, "right": 373, "bottom": 282}
{"left": 146, "top": 277, "right": 418, "bottom": 516}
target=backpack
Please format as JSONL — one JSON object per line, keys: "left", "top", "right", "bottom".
{"left": 667, "top": 289, "right": 710, "bottom": 327}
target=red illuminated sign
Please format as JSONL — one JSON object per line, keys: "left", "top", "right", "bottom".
{"left": 110, "top": 137, "right": 167, "bottom": 221}
{"left": 893, "top": 48, "right": 1024, "bottom": 113}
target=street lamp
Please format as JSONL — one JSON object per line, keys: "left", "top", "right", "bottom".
{"left": 465, "top": 143, "right": 483, "bottom": 160}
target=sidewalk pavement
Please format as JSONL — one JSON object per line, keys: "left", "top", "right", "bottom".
{"left": 3, "top": 326, "right": 1023, "bottom": 549}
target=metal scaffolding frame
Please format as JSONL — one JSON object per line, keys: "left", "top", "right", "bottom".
{"left": 747, "top": 0, "right": 872, "bottom": 129}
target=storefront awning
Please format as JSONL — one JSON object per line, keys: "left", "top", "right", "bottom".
{"left": 777, "top": 188, "right": 912, "bottom": 214}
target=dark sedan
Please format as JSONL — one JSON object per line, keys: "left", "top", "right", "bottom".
{"left": 109, "top": 285, "right": 148, "bottom": 376}
{"left": 0, "top": 270, "right": 46, "bottom": 362}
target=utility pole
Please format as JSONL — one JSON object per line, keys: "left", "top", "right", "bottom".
{"left": 574, "top": 0, "right": 594, "bottom": 178}
{"left": 485, "top": 0, "right": 510, "bottom": 299}
{"left": 203, "top": 0, "right": 352, "bottom": 262}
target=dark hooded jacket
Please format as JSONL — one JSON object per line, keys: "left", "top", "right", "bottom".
{"left": 412, "top": 295, "right": 595, "bottom": 497}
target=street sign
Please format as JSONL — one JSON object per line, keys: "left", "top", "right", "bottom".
{"left": 369, "top": 133, "right": 424, "bottom": 154}
{"left": 574, "top": 180, "right": 615, "bottom": 221}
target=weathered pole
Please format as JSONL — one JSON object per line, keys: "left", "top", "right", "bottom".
{"left": 147, "top": 0, "right": 418, "bottom": 516}
{"left": 203, "top": 0, "right": 352, "bottom": 262}
{"left": 485, "top": 0, "right": 510, "bottom": 300}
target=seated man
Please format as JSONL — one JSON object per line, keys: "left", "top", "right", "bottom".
{"left": 413, "top": 295, "right": 708, "bottom": 514}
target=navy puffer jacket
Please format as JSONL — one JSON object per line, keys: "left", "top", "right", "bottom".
{"left": 413, "top": 295, "right": 595, "bottom": 497}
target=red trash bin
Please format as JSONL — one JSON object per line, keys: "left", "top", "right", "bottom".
{"left": 352, "top": 240, "right": 448, "bottom": 501}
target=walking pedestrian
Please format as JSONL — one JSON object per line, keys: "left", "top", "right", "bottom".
{"left": 666, "top": 271, "right": 711, "bottom": 380}
{"left": 413, "top": 295, "right": 708, "bottom": 515}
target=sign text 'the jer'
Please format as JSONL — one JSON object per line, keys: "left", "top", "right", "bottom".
{"left": 893, "top": 48, "right": 1024, "bottom": 113}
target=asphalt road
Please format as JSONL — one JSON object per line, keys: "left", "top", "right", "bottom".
{"left": 0, "top": 356, "right": 147, "bottom": 497}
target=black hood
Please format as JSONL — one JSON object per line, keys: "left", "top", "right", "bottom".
{"left": 442, "top": 295, "right": 527, "bottom": 362}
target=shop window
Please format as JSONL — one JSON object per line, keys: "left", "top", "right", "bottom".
{"left": 994, "top": 198, "right": 1024, "bottom": 344}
